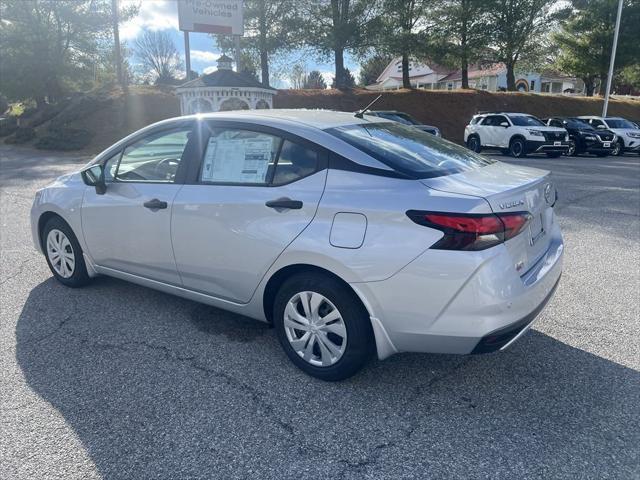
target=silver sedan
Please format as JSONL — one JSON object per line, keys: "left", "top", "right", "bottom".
{"left": 31, "top": 110, "right": 563, "bottom": 380}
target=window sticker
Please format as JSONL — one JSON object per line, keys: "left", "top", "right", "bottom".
{"left": 201, "top": 134, "right": 275, "bottom": 183}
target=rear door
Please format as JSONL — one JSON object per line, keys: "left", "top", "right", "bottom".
{"left": 479, "top": 115, "right": 502, "bottom": 146}
{"left": 171, "top": 122, "right": 328, "bottom": 303}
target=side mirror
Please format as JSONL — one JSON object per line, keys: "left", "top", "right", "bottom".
{"left": 81, "top": 164, "right": 107, "bottom": 195}
{"left": 500, "top": 122, "right": 509, "bottom": 127}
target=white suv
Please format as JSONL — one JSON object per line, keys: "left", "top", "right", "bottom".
{"left": 465, "top": 112, "right": 569, "bottom": 158}
{"left": 577, "top": 116, "right": 640, "bottom": 156}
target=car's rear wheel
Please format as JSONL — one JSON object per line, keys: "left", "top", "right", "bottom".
{"left": 466, "top": 135, "right": 481, "bottom": 153}
{"left": 43, "top": 216, "right": 91, "bottom": 287}
{"left": 273, "top": 272, "right": 374, "bottom": 381}
{"left": 509, "top": 138, "right": 526, "bottom": 158}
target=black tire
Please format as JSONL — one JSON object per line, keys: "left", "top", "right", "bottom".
{"left": 546, "top": 152, "right": 562, "bottom": 158}
{"left": 42, "top": 216, "right": 91, "bottom": 288}
{"left": 566, "top": 140, "right": 576, "bottom": 156}
{"left": 466, "top": 135, "right": 481, "bottom": 153}
{"left": 509, "top": 137, "right": 527, "bottom": 158}
{"left": 612, "top": 140, "right": 624, "bottom": 156}
{"left": 273, "top": 272, "right": 374, "bottom": 381}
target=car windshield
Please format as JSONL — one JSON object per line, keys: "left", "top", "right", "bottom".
{"left": 508, "top": 115, "right": 546, "bottom": 126}
{"left": 375, "top": 112, "right": 417, "bottom": 125}
{"left": 605, "top": 118, "right": 637, "bottom": 129}
{"left": 566, "top": 118, "right": 593, "bottom": 129}
{"left": 325, "top": 122, "right": 495, "bottom": 179}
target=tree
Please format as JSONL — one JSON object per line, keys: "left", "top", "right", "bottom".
{"left": 358, "top": 54, "right": 392, "bottom": 86}
{"left": 488, "top": 0, "right": 559, "bottom": 91}
{"left": 134, "top": 30, "right": 182, "bottom": 85}
{"left": 302, "top": 0, "right": 382, "bottom": 89}
{"left": 289, "top": 64, "right": 307, "bottom": 89}
{"left": 331, "top": 68, "right": 356, "bottom": 88}
{"left": 380, "top": 0, "right": 434, "bottom": 88}
{"left": 432, "top": 0, "right": 493, "bottom": 89}
{"left": 0, "top": 0, "right": 133, "bottom": 106}
{"left": 554, "top": 0, "right": 640, "bottom": 96}
{"left": 215, "top": 0, "right": 299, "bottom": 87}
{"left": 303, "top": 71, "right": 328, "bottom": 89}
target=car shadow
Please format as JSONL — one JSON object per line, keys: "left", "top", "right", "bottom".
{"left": 16, "top": 278, "right": 640, "bottom": 478}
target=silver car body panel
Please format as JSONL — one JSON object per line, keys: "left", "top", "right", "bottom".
{"left": 31, "top": 110, "right": 564, "bottom": 361}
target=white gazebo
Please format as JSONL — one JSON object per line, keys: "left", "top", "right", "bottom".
{"left": 176, "top": 54, "right": 276, "bottom": 115}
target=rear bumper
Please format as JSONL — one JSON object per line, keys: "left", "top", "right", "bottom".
{"left": 471, "top": 274, "right": 561, "bottom": 353}
{"left": 353, "top": 223, "right": 564, "bottom": 359}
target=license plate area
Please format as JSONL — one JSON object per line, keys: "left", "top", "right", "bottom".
{"left": 553, "top": 141, "right": 561, "bottom": 146}
{"left": 529, "top": 213, "right": 545, "bottom": 246}
{"left": 603, "top": 142, "right": 611, "bottom": 147}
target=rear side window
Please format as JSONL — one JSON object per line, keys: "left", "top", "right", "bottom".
{"left": 325, "top": 122, "right": 495, "bottom": 179}
{"left": 200, "top": 129, "right": 281, "bottom": 184}
{"left": 272, "top": 140, "right": 318, "bottom": 185}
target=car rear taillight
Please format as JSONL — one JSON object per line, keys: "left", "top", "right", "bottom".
{"left": 406, "top": 210, "right": 532, "bottom": 251}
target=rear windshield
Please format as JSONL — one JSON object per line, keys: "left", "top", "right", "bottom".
{"left": 375, "top": 112, "right": 417, "bottom": 125}
{"left": 567, "top": 118, "right": 593, "bottom": 129}
{"left": 508, "top": 115, "right": 545, "bottom": 126}
{"left": 605, "top": 118, "right": 636, "bottom": 129}
{"left": 325, "top": 122, "right": 495, "bottom": 179}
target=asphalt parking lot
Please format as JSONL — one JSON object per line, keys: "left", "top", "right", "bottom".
{"left": 1, "top": 144, "right": 639, "bottom": 479}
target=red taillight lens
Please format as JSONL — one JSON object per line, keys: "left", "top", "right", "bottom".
{"left": 406, "top": 210, "right": 531, "bottom": 251}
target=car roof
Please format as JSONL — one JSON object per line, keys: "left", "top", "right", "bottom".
{"left": 183, "top": 109, "right": 392, "bottom": 130}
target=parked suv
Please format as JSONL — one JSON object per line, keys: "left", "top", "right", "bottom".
{"left": 464, "top": 112, "right": 569, "bottom": 158}
{"left": 577, "top": 116, "right": 640, "bottom": 156}
{"left": 544, "top": 117, "right": 618, "bottom": 156}
{"left": 366, "top": 110, "right": 441, "bottom": 136}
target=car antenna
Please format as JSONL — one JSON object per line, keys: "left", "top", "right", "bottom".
{"left": 355, "top": 95, "right": 382, "bottom": 119}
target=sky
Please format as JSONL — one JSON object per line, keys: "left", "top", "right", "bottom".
{"left": 120, "top": 0, "right": 360, "bottom": 88}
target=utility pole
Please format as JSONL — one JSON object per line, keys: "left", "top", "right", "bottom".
{"left": 184, "top": 32, "right": 192, "bottom": 80}
{"left": 112, "top": 0, "right": 123, "bottom": 87}
{"left": 602, "top": 0, "right": 623, "bottom": 117}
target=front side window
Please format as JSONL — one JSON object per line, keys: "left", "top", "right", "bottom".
{"left": 103, "top": 151, "right": 121, "bottom": 182}
{"left": 508, "top": 115, "right": 545, "bottom": 127}
{"left": 326, "top": 122, "right": 495, "bottom": 179}
{"left": 116, "top": 127, "right": 191, "bottom": 183}
{"left": 200, "top": 128, "right": 281, "bottom": 184}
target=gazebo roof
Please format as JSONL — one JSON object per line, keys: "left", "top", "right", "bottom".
{"left": 177, "top": 70, "right": 276, "bottom": 91}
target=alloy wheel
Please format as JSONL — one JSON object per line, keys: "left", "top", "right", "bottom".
{"left": 283, "top": 291, "right": 347, "bottom": 367}
{"left": 46, "top": 229, "right": 75, "bottom": 278}
{"left": 567, "top": 141, "right": 576, "bottom": 156}
{"left": 511, "top": 140, "right": 524, "bottom": 157}
{"left": 612, "top": 141, "right": 622, "bottom": 156}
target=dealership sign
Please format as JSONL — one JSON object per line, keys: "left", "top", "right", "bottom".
{"left": 178, "top": 0, "right": 243, "bottom": 35}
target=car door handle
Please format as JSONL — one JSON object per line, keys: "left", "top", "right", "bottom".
{"left": 265, "top": 197, "right": 303, "bottom": 210}
{"left": 143, "top": 198, "right": 168, "bottom": 210}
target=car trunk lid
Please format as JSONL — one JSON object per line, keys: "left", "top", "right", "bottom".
{"left": 421, "top": 162, "right": 555, "bottom": 275}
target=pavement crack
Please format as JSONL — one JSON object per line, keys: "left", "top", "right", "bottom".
{"left": 0, "top": 257, "right": 38, "bottom": 285}
{"left": 64, "top": 334, "right": 297, "bottom": 438}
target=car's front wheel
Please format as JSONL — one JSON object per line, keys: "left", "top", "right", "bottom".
{"left": 43, "top": 216, "right": 91, "bottom": 287}
{"left": 509, "top": 138, "right": 527, "bottom": 158}
{"left": 273, "top": 272, "right": 374, "bottom": 381}
{"left": 566, "top": 140, "right": 576, "bottom": 156}
{"left": 612, "top": 140, "right": 623, "bottom": 156}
